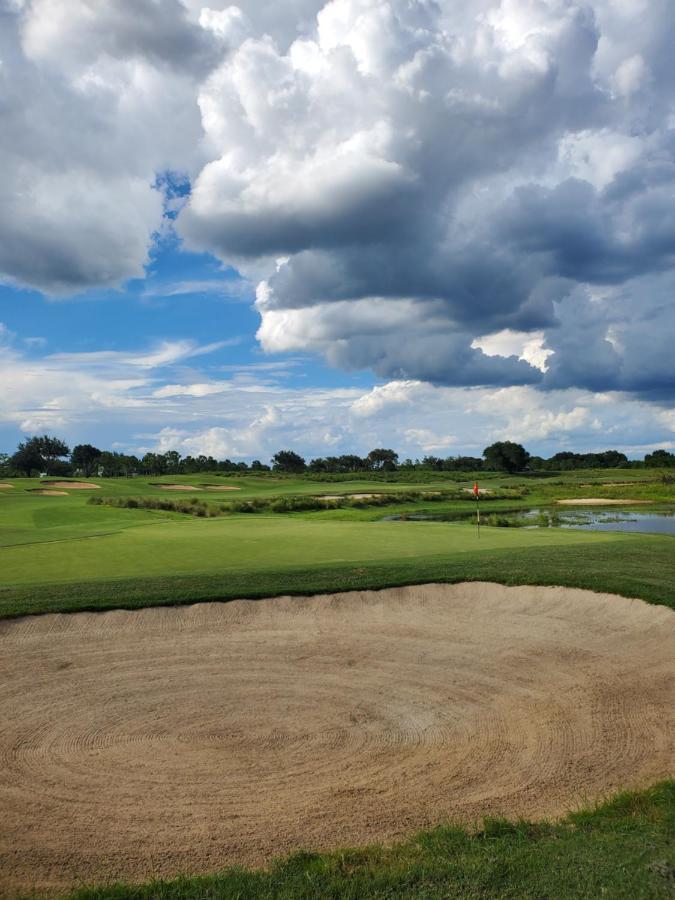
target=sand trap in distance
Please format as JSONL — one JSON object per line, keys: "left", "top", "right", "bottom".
{"left": 319, "top": 493, "right": 382, "bottom": 500}
{"left": 151, "top": 483, "right": 202, "bottom": 491}
{"left": 556, "top": 498, "right": 653, "bottom": 505}
{"left": 41, "top": 481, "right": 100, "bottom": 490}
{"left": 0, "top": 582, "right": 672, "bottom": 895}
{"left": 199, "top": 485, "right": 241, "bottom": 491}
{"left": 28, "top": 489, "right": 69, "bottom": 496}
{"left": 0, "top": 483, "right": 13, "bottom": 489}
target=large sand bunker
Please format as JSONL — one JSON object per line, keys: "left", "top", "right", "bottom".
{"left": 152, "top": 483, "right": 201, "bottom": 491}
{"left": 0, "top": 482, "right": 13, "bottom": 489}
{"left": 200, "top": 484, "right": 241, "bottom": 491}
{"left": 0, "top": 583, "right": 672, "bottom": 894}
{"left": 41, "top": 481, "right": 99, "bottom": 490}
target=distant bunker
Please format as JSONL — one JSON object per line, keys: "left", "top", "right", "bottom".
{"left": 556, "top": 498, "right": 654, "bottom": 506}
{"left": 41, "top": 481, "right": 100, "bottom": 490}
{"left": 151, "top": 483, "right": 202, "bottom": 491}
{"left": 28, "top": 489, "right": 69, "bottom": 496}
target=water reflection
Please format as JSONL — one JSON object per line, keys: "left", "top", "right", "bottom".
{"left": 383, "top": 507, "right": 675, "bottom": 536}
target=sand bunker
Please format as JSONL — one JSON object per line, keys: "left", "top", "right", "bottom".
{"left": 556, "top": 498, "right": 653, "bottom": 506}
{"left": 41, "top": 481, "right": 99, "bottom": 490}
{"left": 199, "top": 484, "right": 241, "bottom": 491}
{"left": 152, "top": 483, "right": 201, "bottom": 491}
{"left": 28, "top": 489, "right": 69, "bottom": 496}
{"left": 0, "top": 483, "right": 13, "bottom": 489}
{"left": 0, "top": 582, "right": 672, "bottom": 894}
{"left": 319, "top": 493, "right": 382, "bottom": 500}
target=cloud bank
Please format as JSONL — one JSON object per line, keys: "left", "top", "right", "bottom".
{"left": 1, "top": 0, "right": 674, "bottom": 401}
{"left": 1, "top": 324, "right": 672, "bottom": 459}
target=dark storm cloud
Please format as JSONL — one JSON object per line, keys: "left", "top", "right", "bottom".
{"left": 175, "top": 0, "right": 674, "bottom": 394}
{"left": 542, "top": 274, "right": 675, "bottom": 399}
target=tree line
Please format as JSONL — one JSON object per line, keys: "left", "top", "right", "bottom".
{"left": 1, "top": 435, "right": 674, "bottom": 478}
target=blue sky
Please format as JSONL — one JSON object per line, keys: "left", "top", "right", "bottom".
{"left": 1, "top": 0, "right": 673, "bottom": 462}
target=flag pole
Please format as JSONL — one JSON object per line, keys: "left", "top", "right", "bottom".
{"left": 474, "top": 481, "right": 480, "bottom": 538}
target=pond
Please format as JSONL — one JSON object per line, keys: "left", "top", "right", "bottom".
{"left": 382, "top": 507, "right": 675, "bottom": 536}
{"left": 553, "top": 508, "right": 675, "bottom": 536}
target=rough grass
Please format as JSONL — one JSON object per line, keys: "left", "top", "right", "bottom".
{"left": 63, "top": 781, "right": 675, "bottom": 899}
{"left": 86, "top": 487, "right": 525, "bottom": 517}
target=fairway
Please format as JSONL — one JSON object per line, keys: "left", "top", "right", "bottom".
{"left": 1, "top": 471, "right": 673, "bottom": 619}
{"left": 0, "top": 512, "right": 631, "bottom": 587}
{"left": 1, "top": 582, "right": 672, "bottom": 895}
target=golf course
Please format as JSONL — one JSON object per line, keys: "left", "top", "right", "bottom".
{"left": 1, "top": 468, "right": 674, "bottom": 618}
{"left": 0, "top": 468, "right": 673, "bottom": 897}
{"left": 5, "top": 0, "right": 675, "bottom": 893}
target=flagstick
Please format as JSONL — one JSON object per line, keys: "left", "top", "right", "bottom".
{"left": 476, "top": 491, "right": 480, "bottom": 538}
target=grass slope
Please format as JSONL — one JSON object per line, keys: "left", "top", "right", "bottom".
{"left": 67, "top": 781, "right": 675, "bottom": 899}
{"left": 1, "top": 534, "right": 673, "bottom": 618}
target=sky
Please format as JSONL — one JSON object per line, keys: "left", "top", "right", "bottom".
{"left": 0, "top": 0, "right": 673, "bottom": 462}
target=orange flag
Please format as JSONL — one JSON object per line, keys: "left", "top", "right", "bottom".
{"left": 473, "top": 482, "right": 479, "bottom": 496}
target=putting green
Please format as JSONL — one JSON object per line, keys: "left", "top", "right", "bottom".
{"left": 2, "top": 515, "right": 626, "bottom": 587}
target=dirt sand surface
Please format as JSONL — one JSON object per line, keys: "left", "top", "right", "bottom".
{"left": 556, "top": 498, "right": 653, "bottom": 505}
{"left": 41, "top": 481, "right": 99, "bottom": 489}
{"left": 28, "top": 489, "right": 69, "bottom": 495}
{"left": 152, "top": 483, "right": 201, "bottom": 491}
{"left": 200, "top": 485, "right": 241, "bottom": 491}
{"left": 319, "top": 493, "right": 382, "bottom": 500}
{"left": 0, "top": 483, "right": 13, "bottom": 488}
{"left": 0, "top": 582, "right": 672, "bottom": 895}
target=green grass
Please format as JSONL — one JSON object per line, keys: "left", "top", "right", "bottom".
{"left": 0, "top": 515, "right": 628, "bottom": 584}
{"left": 0, "top": 469, "right": 673, "bottom": 618}
{"left": 65, "top": 781, "right": 674, "bottom": 899}
{"left": 1, "top": 533, "right": 673, "bottom": 618}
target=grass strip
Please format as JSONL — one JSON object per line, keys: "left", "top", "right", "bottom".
{"left": 2, "top": 537, "right": 673, "bottom": 619}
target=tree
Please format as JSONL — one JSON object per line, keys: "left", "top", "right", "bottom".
{"left": 272, "top": 450, "right": 306, "bottom": 473}
{"left": 422, "top": 455, "right": 444, "bottom": 471}
{"left": 443, "top": 455, "right": 483, "bottom": 471}
{"left": 162, "top": 450, "right": 182, "bottom": 472}
{"left": 644, "top": 449, "right": 675, "bottom": 468}
{"left": 336, "top": 454, "right": 366, "bottom": 472}
{"left": 10, "top": 442, "right": 44, "bottom": 476}
{"left": 71, "top": 444, "right": 102, "bottom": 476}
{"left": 366, "top": 448, "right": 399, "bottom": 471}
{"left": 9, "top": 435, "right": 69, "bottom": 476}
{"left": 594, "top": 450, "right": 628, "bottom": 468}
{"left": 141, "top": 452, "right": 167, "bottom": 475}
{"left": 483, "top": 441, "right": 530, "bottom": 473}
{"left": 34, "top": 435, "right": 70, "bottom": 473}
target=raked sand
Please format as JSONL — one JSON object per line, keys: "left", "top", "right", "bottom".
{"left": 0, "top": 582, "right": 672, "bottom": 894}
